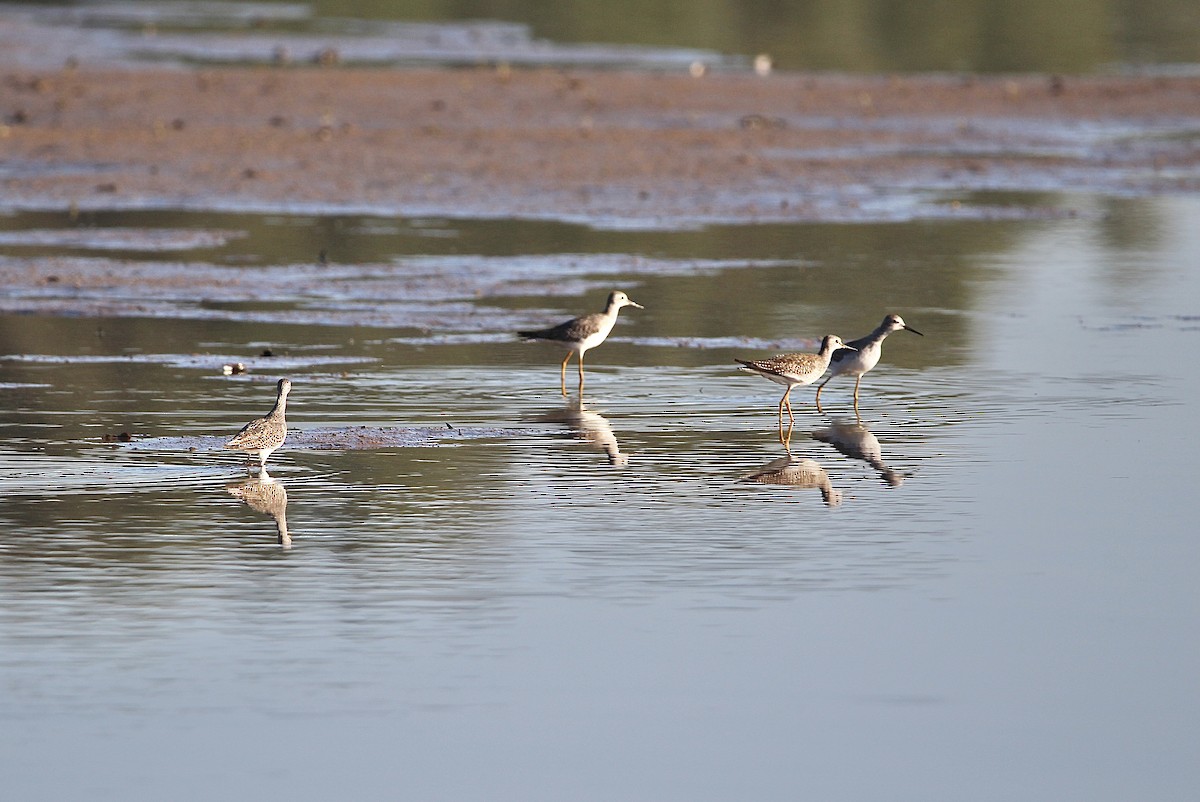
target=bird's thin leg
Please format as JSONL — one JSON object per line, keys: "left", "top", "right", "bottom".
{"left": 577, "top": 350, "right": 586, "bottom": 393}
{"left": 783, "top": 386, "right": 795, "bottom": 425}
{"left": 815, "top": 377, "right": 830, "bottom": 412}
{"left": 853, "top": 375, "right": 862, "bottom": 403}
{"left": 559, "top": 351, "right": 571, "bottom": 396}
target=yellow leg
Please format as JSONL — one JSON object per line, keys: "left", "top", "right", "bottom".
{"left": 815, "top": 377, "right": 830, "bottom": 412}
{"left": 779, "top": 415, "right": 795, "bottom": 448}
{"left": 853, "top": 375, "right": 862, "bottom": 403}
{"left": 782, "top": 386, "right": 795, "bottom": 425}
{"left": 559, "top": 351, "right": 572, "bottom": 396}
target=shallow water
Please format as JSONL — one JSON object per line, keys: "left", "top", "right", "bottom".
{"left": 1, "top": 194, "right": 1198, "bottom": 799}
{"left": 5, "top": 0, "right": 1198, "bottom": 73}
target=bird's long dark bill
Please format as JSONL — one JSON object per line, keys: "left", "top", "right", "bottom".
{"left": 905, "top": 326, "right": 924, "bottom": 336}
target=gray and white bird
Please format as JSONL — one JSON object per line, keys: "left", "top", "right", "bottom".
{"left": 225, "top": 378, "right": 291, "bottom": 473}
{"left": 519, "top": 291, "right": 644, "bottom": 395}
{"left": 736, "top": 335, "right": 854, "bottom": 431}
{"left": 815, "top": 314, "right": 922, "bottom": 410}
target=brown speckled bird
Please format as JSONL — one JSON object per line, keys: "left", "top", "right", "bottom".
{"left": 225, "top": 378, "right": 291, "bottom": 473}
{"left": 736, "top": 335, "right": 854, "bottom": 432}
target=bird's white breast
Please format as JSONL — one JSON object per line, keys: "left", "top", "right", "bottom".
{"left": 831, "top": 342, "right": 882, "bottom": 376}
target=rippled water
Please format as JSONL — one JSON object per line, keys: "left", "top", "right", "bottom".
{"left": 1, "top": 194, "right": 1198, "bottom": 799}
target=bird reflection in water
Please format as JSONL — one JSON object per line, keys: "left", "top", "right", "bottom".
{"left": 557, "top": 397, "right": 628, "bottom": 465}
{"left": 227, "top": 470, "right": 292, "bottom": 547}
{"left": 741, "top": 450, "right": 842, "bottom": 507}
{"left": 813, "top": 418, "right": 904, "bottom": 487}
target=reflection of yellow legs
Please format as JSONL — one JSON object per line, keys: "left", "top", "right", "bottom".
{"left": 778, "top": 416, "right": 796, "bottom": 448}
{"left": 776, "top": 386, "right": 797, "bottom": 442}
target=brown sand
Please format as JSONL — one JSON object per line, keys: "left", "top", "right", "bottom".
{"left": 3, "top": 66, "right": 1199, "bottom": 226}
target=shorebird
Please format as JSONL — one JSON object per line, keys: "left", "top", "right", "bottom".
{"left": 815, "top": 314, "right": 922, "bottom": 411}
{"left": 518, "top": 291, "right": 644, "bottom": 395}
{"left": 736, "top": 335, "right": 854, "bottom": 435}
{"left": 225, "top": 378, "right": 290, "bottom": 473}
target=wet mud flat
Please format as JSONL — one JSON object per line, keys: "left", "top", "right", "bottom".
{"left": 0, "top": 247, "right": 800, "bottom": 334}
{"left": 1, "top": 63, "right": 1198, "bottom": 229}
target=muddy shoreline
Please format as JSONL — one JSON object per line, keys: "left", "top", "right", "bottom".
{"left": 3, "top": 64, "right": 1199, "bottom": 228}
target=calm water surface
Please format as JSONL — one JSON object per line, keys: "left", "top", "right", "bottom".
{"left": 1, "top": 195, "right": 1198, "bottom": 799}
{"left": 12, "top": 0, "right": 1198, "bottom": 73}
